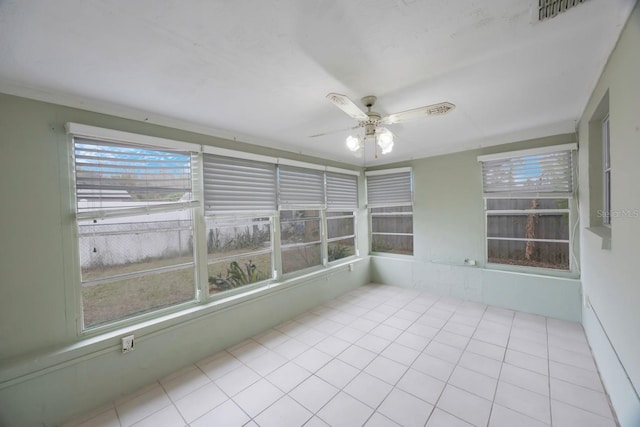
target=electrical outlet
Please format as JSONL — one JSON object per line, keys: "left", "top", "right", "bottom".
{"left": 348, "top": 263, "right": 354, "bottom": 272}
{"left": 122, "top": 335, "right": 135, "bottom": 354}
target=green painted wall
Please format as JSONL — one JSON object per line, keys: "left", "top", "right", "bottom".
{"left": 369, "top": 134, "right": 582, "bottom": 322}
{"left": 577, "top": 3, "right": 640, "bottom": 425}
{"left": 0, "top": 94, "right": 369, "bottom": 426}
{"left": 4, "top": 9, "right": 640, "bottom": 419}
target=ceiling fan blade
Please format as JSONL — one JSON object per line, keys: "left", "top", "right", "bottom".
{"left": 309, "top": 125, "right": 359, "bottom": 138}
{"left": 381, "top": 102, "right": 456, "bottom": 125}
{"left": 326, "top": 93, "right": 369, "bottom": 120}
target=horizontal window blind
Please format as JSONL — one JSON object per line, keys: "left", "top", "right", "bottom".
{"left": 74, "top": 138, "right": 192, "bottom": 213}
{"left": 327, "top": 172, "right": 358, "bottom": 210}
{"left": 480, "top": 149, "right": 574, "bottom": 194}
{"left": 366, "top": 171, "right": 412, "bottom": 207}
{"left": 203, "top": 154, "right": 276, "bottom": 213}
{"left": 278, "top": 165, "right": 325, "bottom": 206}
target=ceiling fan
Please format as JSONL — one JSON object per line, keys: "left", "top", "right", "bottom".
{"left": 318, "top": 93, "right": 455, "bottom": 157}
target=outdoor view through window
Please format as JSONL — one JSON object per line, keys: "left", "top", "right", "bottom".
{"left": 73, "top": 132, "right": 358, "bottom": 329}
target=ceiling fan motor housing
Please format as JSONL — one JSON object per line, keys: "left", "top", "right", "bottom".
{"left": 360, "top": 95, "right": 381, "bottom": 138}
{"left": 362, "top": 112, "right": 381, "bottom": 138}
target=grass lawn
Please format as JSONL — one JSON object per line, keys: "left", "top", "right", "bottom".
{"left": 83, "top": 250, "right": 273, "bottom": 327}
{"left": 82, "top": 258, "right": 195, "bottom": 328}
{"left": 282, "top": 244, "right": 322, "bottom": 274}
{"left": 82, "top": 244, "right": 334, "bottom": 327}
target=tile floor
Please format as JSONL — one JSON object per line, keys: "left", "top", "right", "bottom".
{"left": 62, "top": 284, "right": 618, "bottom": 427}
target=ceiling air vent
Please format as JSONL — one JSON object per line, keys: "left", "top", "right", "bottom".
{"left": 539, "top": 0, "right": 587, "bottom": 21}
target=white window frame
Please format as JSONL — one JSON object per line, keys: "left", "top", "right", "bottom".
{"left": 327, "top": 210, "right": 358, "bottom": 262}
{"left": 68, "top": 127, "right": 202, "bottom": 332}
{"left": 66, "top": 123, "right": 361, "bottom": 333}
{"left": 478, "top": 144, "right": 577, "bottom": 274}
{"left": 365, "top": 167, "right": 414, "bottom": 256}
{"left": 326, "top": 171, "right": 359, "bottom": 262}
{"left": 277, "top": 164, "right": 326, "bottom": 275}
{"left": 278, "top": 207, "right": 325, "bottom": 276}
{"left": 205, "top": 213, "right": 276, "bottom": 298}
{"left": 484, "top": 196, "right": 573, "bottom": 272}
{"left": 201, "top": 152, "right": 277, "bottom": 297}
{"left": 603, "top": 115, "right": 611, "bottom": 226}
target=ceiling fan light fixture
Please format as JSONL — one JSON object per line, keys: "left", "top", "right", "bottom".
{"left": 346, "top": 135, "right": 361, "bottom": 151}
{"left": 324, "top": 93, "right": 453, "bottom": 159}
{"left": 376, "top": 128, "right": 394, "bottom": 154}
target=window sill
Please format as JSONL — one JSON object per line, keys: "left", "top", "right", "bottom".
{"left": 586, "top": 226, "right": 611, "bottom": 250}
{"left": 485, "top": 262, "right": 579, "bottom": 279}
{"left": 370, "top": 252, "right": 414, "bottom": 259}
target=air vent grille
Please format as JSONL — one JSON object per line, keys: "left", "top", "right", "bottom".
{"left": 539, "top": 0, "right": 587, "bottom": 21}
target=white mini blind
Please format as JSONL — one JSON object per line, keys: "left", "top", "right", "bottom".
{"left": 480, "top": 149, "right": 574, "bottom": 194}
{"left": 278, "top": 165, "right": 325, "bottom": 206}
{"left": 366, "top": 170, "right": 412, "bottom": 207}
{"left": 327, "top": 172, "right": 358, "bottom": 210}
{"left": 74, "top": 137, "right": 192, "bottom": 213}
{"left": 203, "top": 154, "right": 276, "bottom": 213}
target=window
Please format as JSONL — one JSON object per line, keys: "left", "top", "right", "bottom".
{"left": 326, "top": 172, "right": 358, "bottom": 261}
{"left": 278, "top": 165, "right": 325, "bottom": 274}
{"left": 485, "top": 198, "right": 570, "bottom": 269}
{"left": 73, "top": 137, "right": 198, "bottom": 328}
{"left": 587, "top": 92, "right": 610, "bottom": 230}
{"left": 478, "top": 144, "right": 576, "bottom": 271}
{"left": 203, "top": 154, "right": 276, "bottom": 295}
{"left": 206, "top": 217, "right": 273, "bottom": 294}
{"left": 366, "top": 168, "right": 414, "bottom": 255}
{"left": 327, "top": 211, "right": 356, "bottom": 261}
{"left": 68, "top": 123, "right": 360, "bottom": 329}
{"left": 603, "top": 115, "right": 611, "bottom": 225}
{"left": 280, "top": 210, "right": 323, "bottom": 274}
{"left": 370, "top": 206, "right": 414, "bottom": 254}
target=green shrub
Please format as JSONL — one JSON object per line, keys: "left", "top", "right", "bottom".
{"left": 208, "top": 259, "right": 268, "bottom": 291}
{"left": 328, "top": 244, "right": 351, "bottom": 261}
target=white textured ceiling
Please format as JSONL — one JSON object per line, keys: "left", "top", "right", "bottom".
{"left": 0, "top": 0, "right": 635, "bottom": 165}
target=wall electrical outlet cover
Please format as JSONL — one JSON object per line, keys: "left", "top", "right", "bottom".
{"left": 121, "top": 335, "right": 135, "bottom": 353}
